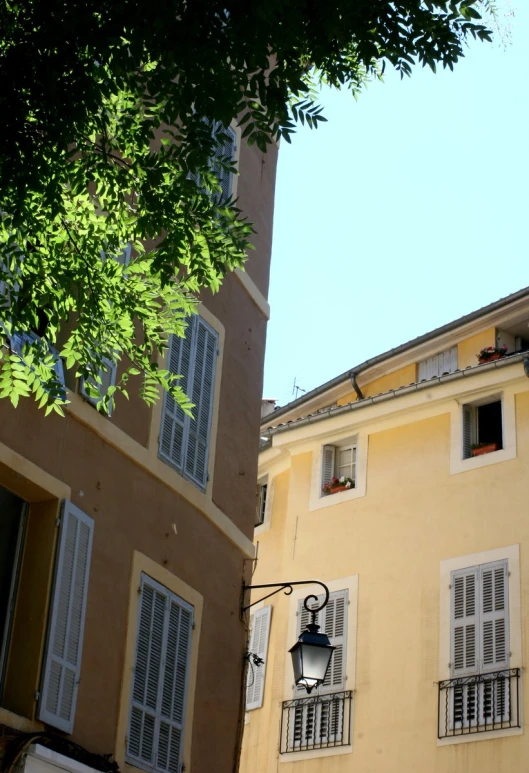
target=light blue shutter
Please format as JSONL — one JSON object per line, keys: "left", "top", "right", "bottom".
{"left": 159, "top": 325, "right": 193, "bottom": 471}
{"left": 451, "top": 567, "right": 478, "bottom": 676}
{"left": 480, "top": 561, "right": 509, "bottom": 670}
{"left": 38, "top": 501, "right": 94, "bottom": 733}
{"left": 184, "top": 318, "right": 217, "bottom": 489}
{"left": 127, "top": 575, "right": 193, "bottom": 773}
{"left": 245, "top": 606, "right": 272, "bottom": 711}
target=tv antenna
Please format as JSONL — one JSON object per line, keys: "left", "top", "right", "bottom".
{"left": 292, "top": 377, "right": 306, "bottom": 399}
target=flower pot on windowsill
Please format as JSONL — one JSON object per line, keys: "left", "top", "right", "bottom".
{"left": 478, "top": 353, "right": 503, "bottom": 364}
{"left": 329, "top": 485, "right": 348, "bottom": 494}
{"left": 471, "top": 443, "right": 499, "bottom": 457}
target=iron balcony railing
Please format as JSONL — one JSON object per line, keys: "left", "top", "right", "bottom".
{"left": 438, "top": 668, "right": 521, "bottom": 739}
{"left": 280, "top": 690, "right": 353, "bottom": 754}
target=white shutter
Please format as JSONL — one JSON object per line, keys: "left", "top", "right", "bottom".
{"left": 184, "top": 317, "right": 217, "bottom": 489}
{"left": 450, "top": 567, "right": 478, "bottom": 676}
{"left": 159, "top": 327, "right": 193, "bottom": 471}
{"left": 462, "top": 404, "right": 474, "bottom": 459}
{"left": 127, "top": 575, "right": 193, "bottom": 773}
{"left": 480, "top": 561, "right": 509, "bottom": 670}
{"left": 38, "top": 501, "right": 94, "bottom": 733}
{"left": 245, "top": 606, "right": 272, "bottom": 711}
{"left": 418, "top": 347, "right": 457, "bottom": 381}
{"left": 321, "top": 445, "right": 336, "bottom": 487}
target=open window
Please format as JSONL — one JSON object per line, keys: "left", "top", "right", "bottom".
{"left": 255, "top": 479, "right": 268, "bottom": 527}
{"left": 321, "top": 441, "right": 357, "bottom": 496}
{"left": 463, "top": 396, "right": 503, "bottom": 459}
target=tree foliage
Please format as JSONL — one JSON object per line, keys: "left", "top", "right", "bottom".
{"left": 0, "top": 0, "right": 493, "bottom": 415}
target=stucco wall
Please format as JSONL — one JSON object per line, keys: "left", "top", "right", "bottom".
{"left": 241, "top": 387, "right": 529, "bottom": 773}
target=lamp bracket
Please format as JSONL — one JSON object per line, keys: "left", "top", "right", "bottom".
{"left": 241, "top": 580, "right": 330, "bottom": 617}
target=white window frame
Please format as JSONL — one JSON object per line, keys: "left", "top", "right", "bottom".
{"left": 438, "top": 544, "right": 522, "bottom": 746}
{"left": 280, "top": 576, "right": 358, "bottom": 762}
{"left": 309, "top": 432, "right": 368, "bottom": 511}
{"left": 449, "top": 386, "right": 516, "bottom": 475}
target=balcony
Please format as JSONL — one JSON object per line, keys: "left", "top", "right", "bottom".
{"left": 280, "top": 691, "right": 353, "bottom": 754}
{"left": 438, "top": 668, "right": 521, "bottom": 739}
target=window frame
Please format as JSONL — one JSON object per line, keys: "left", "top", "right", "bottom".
{"left": 450, "top": 386, "right": 516, "bottom": 476}
{"left": 438, "top": 544, "right": 522, "bottom": 746}
{"left": 125, "top": 573, "right": 194, "bottom": 773}
{"left": 309, "top": 433, "right": 367, "bottom": 511}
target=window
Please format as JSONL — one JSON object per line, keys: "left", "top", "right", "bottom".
{"left": 10, "top": 331, "right": 66, "bottom": 397}
{"left": 418, "top": 346, "right": 458, "bottom": 381}
{"left": 0, "top": 491, "right": 94, "bottom": 733}
{"left": 321, "top": 442, "right": 356, "bottom": 495}
{"left": 462, "top": 397, "right": 503, "bottom": 459}
{"left": 255, "top": 481, "right": 267, "bottom": 527}
{"left": 245, "top": 606, "right": 272, "bottom": 711}
{"left": 192, "top": 121, "right": 236, "bottom": 203}
{"left": 159, "top": 316, "right": 218, "bottom": 490}
{"left": 289, "top": 591, "right": 348, "bottom": 750}
{"left": 445, "top": 560, "right": 512, "bottom": 733}
{"left": 127, "top": 574, "right": 193, "bottom": 773}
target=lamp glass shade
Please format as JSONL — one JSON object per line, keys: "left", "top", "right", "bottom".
{"left": 289, "top": 623, "right": 335, "bottom": 693}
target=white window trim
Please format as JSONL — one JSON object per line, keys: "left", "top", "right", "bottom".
{"left": 280, "top": 575, "right": 358, "bottom": 762}
{"left": 438, "top": 544, "right": 522, "bottom": 746}
{"left": 450, "top": 385, "right": 516, "bottom": 475}
{"left": 309, "top": 433, "right": 368, "bottom": 511}
{"left": 254, "top": 476, "right": 274, "bottom": 536}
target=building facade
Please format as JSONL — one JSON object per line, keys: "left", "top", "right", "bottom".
{"left": 0, "top": 127, "right": 277, "bottom": 773}
{"left": 241, "top": 288, "right": 529, "bottom": 773}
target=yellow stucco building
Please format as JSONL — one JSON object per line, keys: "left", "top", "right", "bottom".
{"left": 240, "top": 287, "right": 529, "bottom": 773}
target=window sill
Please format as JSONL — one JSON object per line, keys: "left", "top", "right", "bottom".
{"left": 438, "top": 726, "right": 522, "bottom": 746}
{"left": 450, "top": 445, "right": 516, "bottom": 476}
{"left": 309, "top": 484, "right": 365, "bottom": 512}
{"left": 279, "top": 745, "right": 352, "bottom": 763}
{"left": 0, "top": 706, "right": 44, "bottom": 733}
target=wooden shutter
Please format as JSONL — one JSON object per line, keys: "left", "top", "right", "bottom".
{"left": 184, "top": 317, "right": 217, "bottom": 489}
{"left": 245, "top": 606, "right": 272, "bottom": 710}
{"left": 159, "top": 326, "right": 193, "bottom": 471}
{"left": 38, "top": 501, "right": 94, "bottom": 732}
{"left": 321, "top": 445, "right": 336, "bottom": 488}
{"left": 480, "top": 561, "right": 509, "bottom": 670}
{"left": 419, "top": 347, "right": 457, "bottom": 381}
{"left": 450, "top": 567, "right": 478, "bottom": 676}
{"left": 462, "top": 404, "right": 474, "bottom": 459}
{"left": 128, "top": 575, "right": 193, "bottom": 773}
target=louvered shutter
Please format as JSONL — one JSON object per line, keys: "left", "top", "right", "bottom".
{"left": 211, "top": 122, "right": 236, "bottom": 202}
{"left": 80, "top": 356, "right": 117, "bottom": 415}
{"left": 480, "top": 561, "right": 509, "bottom": 670}
{"left": 128, "top": 575, "right": 193, "bottom": 773}
{"left": 321, "top": 445, "right": 336, "bottom": 488}
{"left": 38, "top": 501, "right": 94, "bottom": 732}
{"left": 184, "top": 318, "right": 217, "bottom": 489}
{"left": 295, "top": 590, "right": 347, "bottom": 694}
{"left": 450, "top": 568, "right": 479, "bottom": 676}
{"left": 462, "top": 404, "right": 474, "bottom": 459}
{"left": 159, "top": 326, "right": 193, "bottom": 471}
{"left": 245, "top": 606, "right": 272, "bottom": 710}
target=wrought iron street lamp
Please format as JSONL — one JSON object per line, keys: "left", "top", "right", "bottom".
{"left": 241, "top": 580, "right": 334, "bottom": 694}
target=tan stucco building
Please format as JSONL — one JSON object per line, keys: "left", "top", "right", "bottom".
{"left": 241, "top": 287, "right": 529, "bottom": 773}
{"left": 0, "top": 127, "right": 277, "bottom": 773}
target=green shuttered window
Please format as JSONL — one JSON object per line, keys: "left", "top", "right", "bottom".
{"left": 159, "top": 316, "right": 218, "bottom": 490}
{"left": 127, "top": 574, "right": 193, "bottom": 773}
{"left": 38, "top": 501, "right": 94, "bottom": 733}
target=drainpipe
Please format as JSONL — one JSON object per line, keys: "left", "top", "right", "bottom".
{"left": 350, "top": 370, "right": 364, "bottom": 401}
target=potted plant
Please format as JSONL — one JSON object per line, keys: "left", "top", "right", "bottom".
{"left": 477, "top": 345, "right": 508, "bottom": 364}
{"left": 471, "top": 442, "right": 499, "bottom": 457}
{"left": 322, "top": 476, "right": 355, "bottom": 495}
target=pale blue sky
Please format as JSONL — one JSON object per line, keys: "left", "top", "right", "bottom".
{"left": 263, "top": 2, "right": 528, "bottom": 408}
